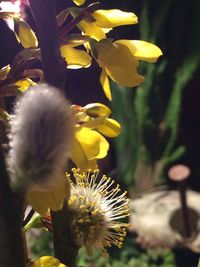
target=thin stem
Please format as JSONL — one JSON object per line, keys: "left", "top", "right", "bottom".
{"left": 179, "top": 181, "right": 191, "bottom": 238}
{"left": 59, "top": 2, "right": 100, "bottom": 40}
{"left": 0, "top": 58, "right": 38, "bottom": 96}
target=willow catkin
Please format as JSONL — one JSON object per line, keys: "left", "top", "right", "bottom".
{"left": 7, "top": 84, "right": 74, "bottom": 193}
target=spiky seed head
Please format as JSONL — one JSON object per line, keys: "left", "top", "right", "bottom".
{"left": 68, "top": 168, "right": 130, "bottom": 256}
{"left": 7, "top": 84, "right": 74, "bottom": 193}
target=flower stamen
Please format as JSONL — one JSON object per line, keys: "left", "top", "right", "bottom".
{"left": 67, "top": 168, "right": 130, "bottom": 256}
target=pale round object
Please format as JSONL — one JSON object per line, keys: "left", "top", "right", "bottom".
{"left": 168, "top": 164, "right": 191, "bottom": 181}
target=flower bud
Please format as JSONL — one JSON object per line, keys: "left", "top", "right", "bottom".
{"left": 7, "top": 84, "right": 74, "bottom": 193}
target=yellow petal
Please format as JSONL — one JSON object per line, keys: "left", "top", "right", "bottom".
{"left": 32, "top": 256, "right": 67, "bottom": 267}
{"left": 100, "top": 69, "right": 112, "bottom": 100}
{"left": 27, "top": 179, "right": 69, "bottom": 216}
{"left": 60, "top": 45, "right": 91, "bottom": 68}
{"left": 115, "top": 40, "right": 163, "bottom": 63}
{"left": 87, "top": 159, "right": 98, "bottom": 170}
{"left": 71, "top": 138, "right": 89, "bottom": 170}
{"left": 93, "top": 9, "right": 138, "bottom": 28}
{"left": 82, "top": 116, "right": 105, "bottom": 129}
{"left": 0, "top": 64, "right": 11, "bottom": 80}
{"left": 15, "top": 19, "right": 38, "bottom": 48}
{"left": 15, "top": 78, "right": 36, "bottom": 92}
{"left": 97, "top": 118, "right": 121, "bottom": 137}
{"left": 97, "top": 41, "right": 144, "bottom": 87}
{"left": 71, "top": 127, "right": 109, "bottom": 170}
{"left": 84, "top": 103, "right": 111, "bottom": 117}
{"left": 74, "top": 127, "right": 109, "bottom": 160}
{"left": 71, "top": 134, "right": 100, "bottom": 171}
{"left": 79, "top": 20, "right": 106, "bottom": 40}
{"left": 72, "top": 0, "right": 85, "bottom": 6}
{"left": 94, "top": 132, "right": 109, "bottom": 159}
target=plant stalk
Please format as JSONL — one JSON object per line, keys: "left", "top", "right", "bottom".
{"left": 28, "top": 1, "right": 79, "bottom": 265}
{"left": 0, "top": 148, "right": 26, "bottom": 267}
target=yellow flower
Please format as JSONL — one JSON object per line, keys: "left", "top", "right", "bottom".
{"left": 30, "top": 256, "right": 67, "bottom": 267}
{"left": 71, "top": 103, "right": 121, "bottom": 170}
{"left": 15, "top": 78, "right": 37, "bottom": 92}
{"left": 72, "top": 0, "right": 85, "bottom": 6}
{"left": 78, "top": 19, "right": 107, "bottom": 41}
{"left": 76, "top": 9, "right": 138, "bottom": 40}
{"left": 26, "top": 177, "right": 70, "bottom": 216}
{"left": 96, "top": 117, "right": 121, "bottom": 137}
{"left": 83, "top": 103, "right": 121, "bottom": 137}
{"left": 71, "top": 126, "right": 109, "bottom": 171}
{"left": 60, "top": 44, "right": 91, "bottom": 69}
{"left": 68, "top": 169, "right": 130, "bottom": 256}
{"left": 94, "top": 39, "right": 163, "bottom": 100}
{"left": 92, "top": 9, "right": 138, "bottom": 28}
{"left": 14, "top": 19, "right": 38, "bottom": 48}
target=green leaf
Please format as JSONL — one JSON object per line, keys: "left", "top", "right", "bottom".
{"left": 24, "top": 213, "right": 43, "bottom": 231}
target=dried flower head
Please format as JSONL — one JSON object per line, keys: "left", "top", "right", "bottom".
{"left": 68, "top": 168, "right": 130, "bottom": 256}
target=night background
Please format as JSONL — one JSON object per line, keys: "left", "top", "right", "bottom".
{"left": 1, "top": 0, "right": 200, "bottom": 266}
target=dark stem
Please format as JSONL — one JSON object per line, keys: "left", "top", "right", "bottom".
{"left": 59, "top": 2, "right": 100, "bottom": 41}
{"left": 28, "top": 0, "right": 66, "bottom": 90}
{"left": 0, "top": 148, "right": 26, "bottom": 267}
{"left": 179, "top": 181, "right": 191, "bottom": 238}
{"left": 28, "top": 1, "right": 79, "bottom": 266}
{"left": 51, "top": 203, "right": 80, "bottom": 267}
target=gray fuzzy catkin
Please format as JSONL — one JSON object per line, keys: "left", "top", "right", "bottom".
{"left": 7, "top": 84, "right": 74, "bottom": 193}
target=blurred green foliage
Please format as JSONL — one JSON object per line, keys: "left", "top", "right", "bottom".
{"left": 111, "top": 0, "right": 200, "bottom": 190}
{"left": 28, "top": 230, "right": 53, "bottom": 259}
{"left": 77, "top": 235, "right": 176, "bottom": 267}
{"left": 28, "top": 231, "right": 176, "bottom": 267}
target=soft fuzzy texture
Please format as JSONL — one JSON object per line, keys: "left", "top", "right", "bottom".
{"left": 7, "top": 84, "right": 74, "bottom": 193}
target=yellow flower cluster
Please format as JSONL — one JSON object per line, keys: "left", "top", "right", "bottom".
{"left": 71, "top": 103, "right": 121, "bottom": 171}
{"left": 29, "top": 256, "right": 67, "bottom": 267}
{"left": 1, "top": 0, "right": 162, "bottom": 223}
{"left": 96, "top": 39, "right": 162, "bottom": 100}
{"left": 0, "top": 1, "right": 162, "bottom": 100}
{"left": 63, "top": 6, "right": 163, "bottom": 100}
{"left": 78, "top": 9, "right": 138, "bottom": 40}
